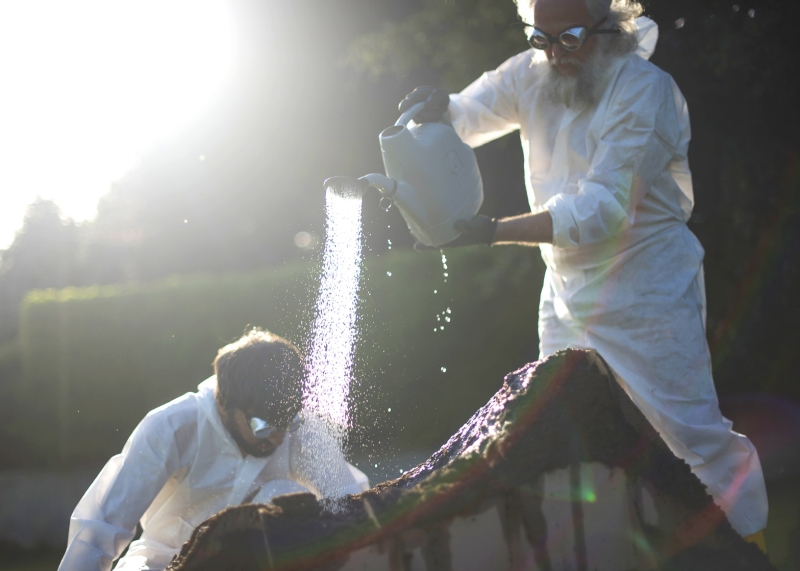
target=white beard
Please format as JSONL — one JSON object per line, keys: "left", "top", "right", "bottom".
{"left": 541, "top": 47, "right": 613, "bottom": 108}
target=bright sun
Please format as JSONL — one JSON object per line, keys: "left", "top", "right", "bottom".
{"left": 0, "top": 0, "right": 233, "bottom": 248}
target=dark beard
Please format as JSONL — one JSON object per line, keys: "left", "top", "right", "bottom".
{"left": 224, "top": 415, "right": 278, "bottom": 458}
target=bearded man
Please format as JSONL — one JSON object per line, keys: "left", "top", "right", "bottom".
{"left": 399, "top": 0, "right": 768, "bottom": 547}
{"left": 58, "top": 328, "right": 369, "bottom": 571}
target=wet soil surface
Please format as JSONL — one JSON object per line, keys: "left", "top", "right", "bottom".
{"left": 167, "top": 349, "right": 775, "bottom": 571}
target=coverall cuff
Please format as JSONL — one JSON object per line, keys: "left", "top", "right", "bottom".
{"left": 543, "top": 195, "right": 579, "bottom": 249}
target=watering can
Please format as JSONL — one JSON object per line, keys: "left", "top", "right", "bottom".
{"left": 325, "top": 102, "right": 484, "bottom": 248}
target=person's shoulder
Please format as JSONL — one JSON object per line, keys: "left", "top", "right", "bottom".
{"left": 616, "top": 53, "right": 674, "bottom": 92}
{"left": 493, "top": 48, "right": 540, "bottom": 75}
{"left": 493, "top": 49, "right": 548, "bottom": 90}
{"left": 604, "top": 53, "right": 678, "bottom": 111}
{"left": 499, "top": 48, "right": 535, "bottom": 68}
{"left": 140, "top": 386, "right": 203, "bottom": 433}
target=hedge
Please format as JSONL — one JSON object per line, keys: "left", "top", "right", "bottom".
{"left": 11, "top": 247, "right": 545, "bottom": 468}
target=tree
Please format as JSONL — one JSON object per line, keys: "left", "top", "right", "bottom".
{"left": 0, "top": 199, "right": 81, "bottom": 344}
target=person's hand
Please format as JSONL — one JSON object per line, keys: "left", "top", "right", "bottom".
{"left": 414, "top": 215, "right": 497, "bottom": 250}
{"left": 398, "top": 86, "right": 450, "bottom": 123}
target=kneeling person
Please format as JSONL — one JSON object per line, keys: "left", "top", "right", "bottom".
{"left": 58, "top": 328, "right": 369, "bottom": 571}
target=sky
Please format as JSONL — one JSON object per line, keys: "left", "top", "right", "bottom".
{"left": 0, "top": 0, "right": 234, "bottom": 249}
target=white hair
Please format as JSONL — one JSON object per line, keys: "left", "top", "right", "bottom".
{"left": 541, "top": 45, "right": 615, "bottom": 107}
{"left": 515, "top": 0, "right": 643, "bottom": 56}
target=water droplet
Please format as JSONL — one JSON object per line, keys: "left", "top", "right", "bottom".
{"left": 386, "top": 271, "right": 392, "bottom": 277}
{"left": 445, "top": 317, "right": 451, "bottom": 322}
{"left": 436, "top": 315, "right": 441, "bottom": 321}
{"left": 433, "top": 328, "right": 438, "bottom": 332}
{"left": 375, "top": 464, "right": 378, "bottom": 468}
{"left": 387, "top": 408, "right": 392, "bottom": 412}
{"left": 443, "top": 273, "right": 448, "bottom": 277}
{"left": 440, "top": 367, "right": 447, "bottom": 373}
{"left": 439, "top": 326, "right": 444, "bottom": 330}
{"left": 387, "top": 240, "right": 392, "bottom": 245}
{"left": 446, "top": 307, "right": 451, "bottom": 314}
{"left": 433, "top": 289, "right": 438, "bottom": 294}
{"left": 399, "top": 469, "right": 404, "bottom": 474}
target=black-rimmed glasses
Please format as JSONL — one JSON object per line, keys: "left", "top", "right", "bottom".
{"left": 527, "top": 19, "right": 620, "bottom": 52}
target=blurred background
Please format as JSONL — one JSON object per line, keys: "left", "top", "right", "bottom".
{"left": 0, "top": 0, "right": 798, "bottom": 569}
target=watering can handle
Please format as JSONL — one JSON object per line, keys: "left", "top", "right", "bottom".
{"left": 395, "top": 102, "right": 426, "bottom": 127}
{"left": 395, "top": 101, "right": 454, "bottom": 128}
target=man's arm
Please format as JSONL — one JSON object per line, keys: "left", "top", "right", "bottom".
{"left": 542, "top": 73, "right": 683, "bottom": 250}
{"left": 446, "top": 51, "right": 533, "bottom": 148}
{"left": 465, "top": 73, "right": 679, "bottom": 251}
{"left": 413, "top": 210, "right": 552, "bottom": 250}
{"left": 58, "top": 405, "right": 192, "bottom": 571}
{"left": 492, "top": 211, "right": 553, "bottom": 246}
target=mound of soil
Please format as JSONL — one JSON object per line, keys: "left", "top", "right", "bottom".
{"left": 166, "top": 349, "right": 774, "bottom": 571}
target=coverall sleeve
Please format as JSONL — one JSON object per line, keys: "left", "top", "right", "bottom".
{"left": 289, "top": 414, "right": 369, "bottom": 498}
{"left": 544, "top": 72, "right": 683, "bottom": 248}
{"left": 57, "top": 406, "right": 191, "bottom": 571}
{"left": 447, "top": 53, "right": 526, "bottom": 148}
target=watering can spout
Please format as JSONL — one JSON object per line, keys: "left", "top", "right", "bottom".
{"left": 360, "top": 174, "right": 397, "bottom": 196}
{"left": 323, "top": 176, "right": 368, "bottom": 200}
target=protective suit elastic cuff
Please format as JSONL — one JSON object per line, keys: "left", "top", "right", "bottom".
{"left": 543, "top": 198, "right": 579, "bottom": 249}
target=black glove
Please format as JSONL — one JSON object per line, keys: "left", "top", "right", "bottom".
{"left": 398, "top": 86, "right": 450, "bottom": 123}
{"left": 414, "top": 215, "right": 497, "bottom": 250}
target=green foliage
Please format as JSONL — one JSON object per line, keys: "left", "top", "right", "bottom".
{"left": 347, "top": 0, "right": 528, "bottom": 91}
{"left": 0, "top": 340, "right": 22, "bottom": 465}
{"left": 10, "top": 247, "right": 545, "bottom": 468}
{"left": 14, "top": 261, "right": 317, "bottom": 468}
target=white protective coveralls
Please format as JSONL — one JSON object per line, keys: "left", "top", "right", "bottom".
{"left": 447, "top": 18, "right": 768, "bottom": 536}
{"left": 58, "top": 377, "right": 369, "bottom": 571}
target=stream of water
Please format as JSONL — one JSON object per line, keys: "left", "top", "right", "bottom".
{"left": 301, "top": 186, "right": 363, "bottom": 500}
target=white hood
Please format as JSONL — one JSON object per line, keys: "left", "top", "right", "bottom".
{"left": 634, "top": 16, "right": 659, "bottom": 60}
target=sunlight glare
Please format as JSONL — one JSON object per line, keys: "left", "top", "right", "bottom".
{"left": 0, "top": 0, "right": 234, "bottom": 248}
